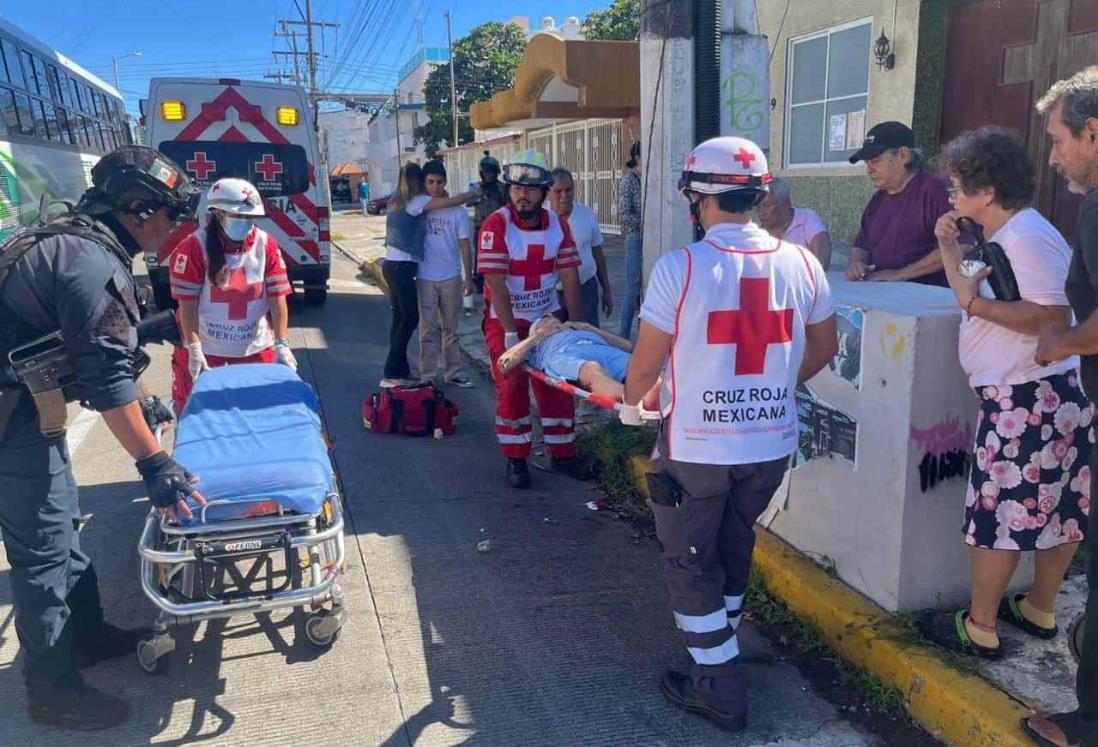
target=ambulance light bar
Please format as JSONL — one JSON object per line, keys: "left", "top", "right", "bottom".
{"left": 276, "top": 107, "right": 299, "bottom": 126}
{"left": 160, "top": 101, "right": 185, "bottom": 121}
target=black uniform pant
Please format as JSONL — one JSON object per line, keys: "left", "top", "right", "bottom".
{"left": 0, "top": 412, "right": 106, "bottom": 691}
{"left": 653, "top": 428, "right": 788, "bottom": 714}
{"left": 382, "top": 259, "right": 419, "bottom": 380}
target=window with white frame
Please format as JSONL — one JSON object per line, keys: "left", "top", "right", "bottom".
{"left": 786, "top": 19, "right": 872, "bottom": 167}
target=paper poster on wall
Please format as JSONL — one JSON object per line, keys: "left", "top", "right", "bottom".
{"left": 793, "top": 387, "right": 857, "bottom": 467}
{"left": 846, "top": 110, "right": 866, "bottom": 150}
{"left": 830, "top": 306, "right": 863, "bottom": 389}
{"left": 828, "top": 114, "right": 847, "bottom": 152}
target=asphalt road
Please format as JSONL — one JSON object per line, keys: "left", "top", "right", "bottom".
{"left": 0, "top": 249, "right": 884, "bottom": 746}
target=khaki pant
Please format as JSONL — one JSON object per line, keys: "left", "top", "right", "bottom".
{"left": 417, "top": 275, "right": 464, "bottom": 381}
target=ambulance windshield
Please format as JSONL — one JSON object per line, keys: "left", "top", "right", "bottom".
{"left": 157, "top": 141, "right": 310, "bottom": 197}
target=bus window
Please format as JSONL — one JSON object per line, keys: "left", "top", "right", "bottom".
{"left": 75, "top": 114, "right": 89, "bottom": 147}
{"left": 45, "top": 64, "right": 60, "bottom": 102}
{"left": 30, "top": 99, "right": 46, "bottom": 139}
{"left": 12, "top": 92, "right": 33, "bottom": 136}
{"left": 157, "top": 141, "right": 310, "bottom": 197}
{"left": 56, "top": 107, "right": 72, "bottom": 145}
{"left": 0, "top": 87, "right": 18, "bottom": 133}
{"left": 19, "top": 50, "right": 35, "bottom": 92}
{"left": 68, "top": 77, "right": 81, "bottom": 111}
{"left": 1, "top": 40, "right": 22, "bottom": 90}
{"left": 31, "top": 57, "right": 47, "bottom": 97}
{"left": 39, "top": 101, "right": 57, "bottom": 141}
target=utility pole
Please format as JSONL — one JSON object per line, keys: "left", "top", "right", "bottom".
{"left": 275, "top": 21, "right": 304, "bottom": 85}
{"left": 445, "top": 11, "right": 459, "bottom": 149}
{"left": 264, "top": 71, "right": 294, "bottom": 84}
{"left": 281, "top": 1, "right": 338, "bottom": 109}
{"left": 393, "top": 87, "right": 403, "bottom": 173}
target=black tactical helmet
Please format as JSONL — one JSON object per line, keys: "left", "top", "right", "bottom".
{"left": 82, "top": 146, "right": 199, "bottom": 221}
{"left": 478, "top": 151, "right": 501, "bottom": 174}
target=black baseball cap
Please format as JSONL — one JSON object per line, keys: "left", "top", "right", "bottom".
{"left": 848, "top": 121, "right": 915, "bottom": 164}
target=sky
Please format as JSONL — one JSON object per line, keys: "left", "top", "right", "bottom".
{"left": 0, "top": 0, "right": 611, "bottom": 117}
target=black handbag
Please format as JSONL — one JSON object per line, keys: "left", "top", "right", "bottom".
{"left": 958, "top": 217, "right": 1021, "bottom": 303}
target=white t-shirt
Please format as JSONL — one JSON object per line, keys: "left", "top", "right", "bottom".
{"left": 385, "top": 194, "right": 432, "bottom": 262}
{"left": 562, "top": 203, "right": 604, "bottom": 284}
{"left": 641, "top": 222, "right": 835, "bottom": 465}
{"left": 782, "top": 208, "right": 828, "bottom": 248}
{"left": 418, "top": 205, "right": 471, "bottom": 281}
{"left": 959, "top": 208, "right": 1078, "bottom": 386}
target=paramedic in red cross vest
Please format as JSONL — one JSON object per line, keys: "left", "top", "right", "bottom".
{"left": 621, "top": 137, "right": 839, "bottom": 732}
{"left": 479, "top": 149, "right": 589, "bottom": 489}
{"left": 168, "top": 178, "right": 296, "bottom": 413}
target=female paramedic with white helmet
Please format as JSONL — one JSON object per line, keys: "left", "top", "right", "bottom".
{"left": 168, "top": 177, "right": 296, "bottom": 413}
{"left": 620, "top": 136, "right": 839, "bottom": 733}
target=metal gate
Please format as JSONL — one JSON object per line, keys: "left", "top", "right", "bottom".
{"left": 527, "top": 118, "right": 623, "bottom": 235}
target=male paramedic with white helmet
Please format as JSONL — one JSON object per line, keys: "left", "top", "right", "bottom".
{"left": 168, "top": 177, "right": 296, "bottom": 413}
{"left": 621, "top": 136, "right": 839, "bottom": 731}
{"left": 478, "top": 148, "right": 588, "bottom": 488}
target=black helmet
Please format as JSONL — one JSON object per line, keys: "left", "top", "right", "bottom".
{"left": 478, "top": 151, "right": 501, "bottom": 174}
{"left": 82, "top": 146, "right": 199, "bottom": 221}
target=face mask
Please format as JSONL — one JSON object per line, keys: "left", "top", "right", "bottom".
{"left": 219, "top": 215, "right": 252, "bottom": 242}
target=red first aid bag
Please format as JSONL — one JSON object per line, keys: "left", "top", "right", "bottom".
{"left": 362, "top": 384, "right": 459, "bottom": 436}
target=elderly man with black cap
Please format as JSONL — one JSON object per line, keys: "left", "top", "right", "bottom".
{"left": 846, "top": 121, "right": 953, "bottom": 286}
{"left": 0, "top": 145, "right": 205, "bottom": 730}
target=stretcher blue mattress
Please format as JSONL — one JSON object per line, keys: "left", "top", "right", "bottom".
{"left": 173, "top": 364, "right": 334, "bottom": 524}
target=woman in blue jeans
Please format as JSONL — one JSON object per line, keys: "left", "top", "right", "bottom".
{"left": 618, "top": 142, "right": 643, "bottom": 339}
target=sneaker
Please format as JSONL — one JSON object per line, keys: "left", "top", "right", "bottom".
{"left": 445, "top": 375, "right": 474, "bottom": 389}
{"left": 549, "top": 457, "right": 593, "bottom": 481}
{"left": 379, "top": 378, "right": 405, "bottom": 388}
{"left": 27, "top": 672, "right": 129, "bottom": 731}
{"left": 660, "top": 670, "right": 747, "bottom": 733}
{"left": 506, "top": 458, "right": 531, "bottom": 489}
{"left": 74, "top": 623, "right": 150, "bottom": 669}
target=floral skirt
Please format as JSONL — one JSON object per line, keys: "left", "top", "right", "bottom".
{"left": 965, "top": 372, "right": 1092, "bottom": 550}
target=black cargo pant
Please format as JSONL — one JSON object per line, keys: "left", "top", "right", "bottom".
{"left": 382, "top": 259, "right": 419, "bottom": 380}
{"left": 0, "top": 406, "right": 107, "bottom": 693}
{"left": 652, "top": 427, "right": 788, "bottom": 714}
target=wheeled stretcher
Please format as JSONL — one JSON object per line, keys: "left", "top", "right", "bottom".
{"left": 523, "top": 365, "right": 661, "bottom": 421}
{"left": 136, "top": 363, "right": 346, "bottom": 673}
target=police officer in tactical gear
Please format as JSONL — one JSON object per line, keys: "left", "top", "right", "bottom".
{"left": 471, "top": 151, "right": 507, "bottom": 294}
{"left": 0, "top": 145, "right": 206, "bottom": 730}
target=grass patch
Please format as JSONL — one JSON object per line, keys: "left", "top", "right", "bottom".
{"left": 331, "top": 232, "right": 346, "bottom": 242}
{"left": 576, "top": 420, "right": 656, "bottom": 521}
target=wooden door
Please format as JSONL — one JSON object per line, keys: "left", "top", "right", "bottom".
{"left": 939, "top": 0, "right": 1098, "bottom": 243}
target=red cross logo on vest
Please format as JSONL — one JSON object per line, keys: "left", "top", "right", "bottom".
{"left": 186, "top": 152, "right": 217, "bottom": 180}
{"left": 210, "top": 265, "right": 264, "bottom": 320}
{"left": 707, "top": 277, "right": 793, "bottom": 375}
{"left": 733, "top": 148, "right": 756, "bottom": 169}
{"left": 255, "top": 154, "right": 284, "bottom": 182}
{"left": 509, "top": 244, "right": 556, "bottom": 291}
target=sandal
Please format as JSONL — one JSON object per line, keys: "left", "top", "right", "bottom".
{"left": 998, "top": 593, "right": 1058, "bottom": 640}
{"left": 918, "top": 609, "right": 1003, "bottom": 659}
{"left": 1021, "top": 711, "right": 1084, "bottom": 747}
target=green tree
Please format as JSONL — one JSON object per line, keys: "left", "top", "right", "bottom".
{"left": 414, "top": 21, "right": 526, "bottom": 158}
{"left": 583, "top": 0, "right": 641, "bottom": 41}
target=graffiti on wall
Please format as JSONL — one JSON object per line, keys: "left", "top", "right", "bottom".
{"left": 911, "top": 418, "right": 973, "bottom": 493}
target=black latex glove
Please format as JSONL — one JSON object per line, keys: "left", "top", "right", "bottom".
{"left": 135, "top": 451, "right": 195, "bottom": 509}
{"left": 140, "top": 395, "right": 173, "bottom": 431}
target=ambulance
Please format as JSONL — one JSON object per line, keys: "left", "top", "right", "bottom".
{"left": 144, "top": 77, "right": 331, "bottom": 307}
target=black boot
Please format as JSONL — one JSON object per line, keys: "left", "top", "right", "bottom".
{"left": 549, "top": 457, "right": 593, "bottom": 481}
{"left": 74, "top": 622, "right": 150, "bottom": 669}
{"left": 27, "top": 671, "right": 129, "bottom": 731}
{"left": 660, "top": 670, "right": 747, "bottom": 733}
{"left": 506, "top": 458, "right": 531, "bottom": 489}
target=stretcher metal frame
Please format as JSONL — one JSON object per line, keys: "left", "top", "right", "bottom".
{"left": 135, "top": 425, "right": 346, "bottom": 674}
{"left": 523, "top": 365, "right": 660, "bottom": 420}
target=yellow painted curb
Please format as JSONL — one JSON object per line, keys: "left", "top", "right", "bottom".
{"left": 626, "top": 455, "right": 1032, "bottom": 747}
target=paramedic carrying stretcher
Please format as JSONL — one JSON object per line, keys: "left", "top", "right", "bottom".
{"left": 620, "top": 136, "right": 840, "bottom": 733}
{"left": 478, "top": 148, "right": 591, "bottom": 489}
{"left": 0, "top": 146, "right": 207, "bottom": 731}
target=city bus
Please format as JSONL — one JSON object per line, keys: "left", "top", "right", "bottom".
{"left": 0, "top": 18, "right": 132, "bottom": 239}
{"left": 145, "top": 77, "right": 331, "bottom": 307}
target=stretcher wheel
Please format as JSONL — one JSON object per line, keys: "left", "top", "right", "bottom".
{"left": 137, "top": 636, "right": 172, "bottom": 675}
{"left": 1069, "top": 613, "right": 1086, "bottom": 665}
{"left": 304, "top": 609, "right": 341, "bottom": 648}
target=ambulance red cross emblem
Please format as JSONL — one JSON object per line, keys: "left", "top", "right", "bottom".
{"left": 707, "top": 277, "right": 793, "bottom": 375}
{"left": 186, "top": 152, "right": 217, "bottom": 180}
{"left": 255, "top": 153, "right": 284, "bottom": 182}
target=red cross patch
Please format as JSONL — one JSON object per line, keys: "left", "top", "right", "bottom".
{"left": 480, "top": 231, "right": 495, "bottom": 251}
{"left": 173, "top": 253, "right": 188, "bottom": 273}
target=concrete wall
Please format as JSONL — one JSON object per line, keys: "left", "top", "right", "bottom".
{"left": 757, "top": 0, "right": 926, "bottom": 246}
{"left": 766, "top": 278, "right": 1033, "bottom": 612}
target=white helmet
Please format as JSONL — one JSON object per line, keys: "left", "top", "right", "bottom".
{"left": 206, "top": 177, "right": 265, "bottom": 216}
{"left": 678, "top": 136, "right": 771, "bottom": 195}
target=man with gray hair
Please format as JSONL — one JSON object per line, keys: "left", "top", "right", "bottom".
{"left": 548, "top": 167, "right": 612, "bottom": 327}
{"left": 1033, "top": 65, "right": 1098, "bottom": 747}
{"left": 755, "top": 178, "right": 833, "bottom": 268}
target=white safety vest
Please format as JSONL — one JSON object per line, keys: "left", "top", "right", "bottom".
{"left": 195, "top": 228, "right": 275, "bottom": 357}
{"left": 491, "top": 206, "right": 567, "bottom": 322}
{"left": 660, "top": 236, "right": 825, "bottom": 465}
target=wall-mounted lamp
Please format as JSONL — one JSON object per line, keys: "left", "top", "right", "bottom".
{"left": 875, "top": 30, "right": 896, "bottom": 71}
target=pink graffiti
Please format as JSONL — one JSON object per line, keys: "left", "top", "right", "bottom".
{"left": 910, "top": 418, "right": 973, "bottom": 455}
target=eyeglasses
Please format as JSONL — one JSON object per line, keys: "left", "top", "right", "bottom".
{"left": 945, "top": 186, "right": 962, "bottom": 197}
